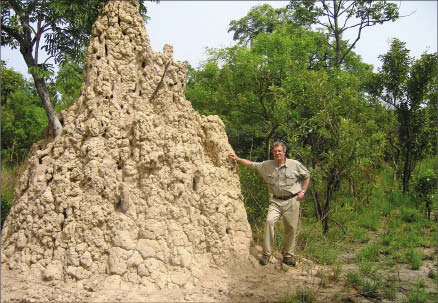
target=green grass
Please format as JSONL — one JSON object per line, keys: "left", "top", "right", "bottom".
{"left": 359, "top": 212, "right": 380, "bottom": 230}
{"left": 356, "top": 244, "right": 383, "bottom": 263}
{"left": 405, "top": 286, "right": 429, "bottom": 303}
{"left": 278, "top": 289, "right": 316, "bottom": 303}
{"left": 405, "top": 248, "right": 423, "bottom": 270}
{"left": 1, "top": 164, "right": 18, "bottom": 227}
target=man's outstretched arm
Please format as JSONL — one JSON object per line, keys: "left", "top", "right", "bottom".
{"left": 228, "top": 153, "right": 253, "bottom": 168}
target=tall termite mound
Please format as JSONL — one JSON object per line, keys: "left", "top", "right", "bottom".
{"left": 1, "top": 0, "right": 252, "bottom": 290}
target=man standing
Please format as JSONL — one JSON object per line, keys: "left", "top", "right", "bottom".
{"left": 228, "top": 141, "right": 310, "bottom": 266}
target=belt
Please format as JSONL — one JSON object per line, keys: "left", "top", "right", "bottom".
{"left": 273, "top": 193, "right": 298, "bottom": 200}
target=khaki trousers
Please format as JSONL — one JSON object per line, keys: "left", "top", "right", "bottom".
{"left": 263, "top": 197, "right": 300, "bottom": 257}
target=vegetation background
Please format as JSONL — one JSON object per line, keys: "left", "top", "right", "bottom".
{"left": 1, "top": 1, "right": 437, "bottom": 302}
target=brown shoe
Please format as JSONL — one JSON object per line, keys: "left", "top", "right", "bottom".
{"left": 282, "top": 256, "right": 296, "bottom": 266}
{"left": 259, "top": 254, "right": 270, "bottom": 266}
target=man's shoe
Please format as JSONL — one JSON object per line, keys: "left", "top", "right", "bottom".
{"left": 259, "top": 254, "right": 270, "bottom": 266}
{"left": 282, "top": 256, "right": 296, "bottom": 266}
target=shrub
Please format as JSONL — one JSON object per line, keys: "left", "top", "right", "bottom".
{"left": 405, "top": 248, "right": 423, "bottom": 270}
{"left": 401, "top": 206, "right": 419, "bottom": 223}
{"left": 1, "top": 165, "right": 17, "bottom": 227}
{"left": 359, "top": 212, "right": 380, "bottom": 230}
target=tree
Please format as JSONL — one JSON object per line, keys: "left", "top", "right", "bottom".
{"left": 53, "top": 55, "right": 85, "bottom": 110}
{"left": 228, "top": 4, "right": 297, "bottom": 46}
{"left": 367, "top": 39, "right": 438, "bottom": 192}
{"left": 188, "top": 26, "right": 337, "bottom": 160}
{"left": 287, "top": 0, "right": 400, "bottom": 68}
{"left": 1, "top": 63, "right": 47, "bottom": 163}
{"left": 286, "top": 68, "right": 384, "bottom": 233}
{"left": 1, "top": 0, "right": 152, "bottom": 137}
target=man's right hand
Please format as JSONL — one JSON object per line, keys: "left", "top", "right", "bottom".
{"left": 228, "top": 153, "right": 253, "bottom": 167}
{"left": 228, "top": 153, "right": 239, "bottom": 161}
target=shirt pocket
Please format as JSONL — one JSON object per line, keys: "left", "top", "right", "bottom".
{"left": 265, "top": 172, "right": 276, "bottom": 185}
{"left": 284, "top": 172, "right": 298, "bottom": 186}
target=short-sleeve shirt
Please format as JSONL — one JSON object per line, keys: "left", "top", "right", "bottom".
{"left": 251, "top": 159, "right": 310, "bottom": 196}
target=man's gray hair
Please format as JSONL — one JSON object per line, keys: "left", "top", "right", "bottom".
{"left": 272, "top": 140, "right": 287, "bottom": 153}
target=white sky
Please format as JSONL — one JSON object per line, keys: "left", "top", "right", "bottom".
{"left": 1, "top": 1, "right": 437, "bottom": 76}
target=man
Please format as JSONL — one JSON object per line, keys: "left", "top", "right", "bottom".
{"left": 228, "top": 141, "right": 310, "bottom": 266}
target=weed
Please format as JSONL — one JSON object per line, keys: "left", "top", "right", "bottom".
{"left": 383, "top": 278, "right": 397, "bottom": 300}
{"left": 361, "top": 277, "right": 382, "bottom": 298}
{"left": 356, "top": 244, "right": 382, "bottom": 263}
{"left": 278, "top": 289, "right": 315, "bottom": 303}
{"left": 405, "top": 286, "right": 428, "bottom": 303}
{"left": 330, "top": 263, "right": 342, "bottom": 282}
{"left": 1, "top": 165, "right": 18, "bottom": 227}
{"left": 401, "top": 206, "right": 419, "bottom": 223}
{"left": 359, "top": 212, "right": 380, "bottom": 230}
{"left": 315, "top": 269, "right": 329, "bottom": 288}
{"left": 405, "top": 248, "right": 423, "bottom": 270}
{"left": 346, "top": 271, "right": 361, "bottom": 289}
{"left": 350, "top": 227, "right": 369, "bottom": 243}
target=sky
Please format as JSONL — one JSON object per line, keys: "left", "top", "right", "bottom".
{"left": 1, "top": 1, "right": 437, "bottom": 76}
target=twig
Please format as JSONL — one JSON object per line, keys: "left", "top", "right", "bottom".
{"left": 149, "top": 61, "right": 171, "bottom": 102}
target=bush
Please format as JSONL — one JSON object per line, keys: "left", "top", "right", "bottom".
{"left": 359, "top": 212, "right": 380, "bottom": 230}
{"left": 401, "top": 206, "right": 420, "bottom": 223}
{"left": 405, "top": 248, "right": 423, "bottom": 270}
{"left": 414, "top": 167, "right": 438, "bottom": 220}
{"left": 1, "top": 165, "right": 17, "bottom": 227}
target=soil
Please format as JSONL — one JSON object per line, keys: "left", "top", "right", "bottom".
{"left": 2, "top": 245, "right": 436, "bottom": 302}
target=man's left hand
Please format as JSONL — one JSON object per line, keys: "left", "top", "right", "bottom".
{"left": 296, "top": 191, "right": 305, "bottom": 201}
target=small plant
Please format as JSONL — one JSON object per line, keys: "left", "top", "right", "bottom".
{"left": 405, "top": 286, "right": 428, "bottom": 303}
{"left": 427, "top": 269, "right": 437, "bottom": 279}
{"left": 315, "top": 269, "right": 329, "bottom": 288}
{"left": 401, "top": 206, "right": 419, "bottom": 223}
{"left": 1, "top": 165, "right": 18, "bottom": 227}
{"left": 405, "top": 248, "right": 423, "bottom": 270}
{"left": 356, "top": 244, "right": 382, "bottom": 263}
{"left": 330, "top": 263, "right": 342, "bottom": 282}
{"left": 383, "top": 278, "right": 397, "bottom": 300}
{"left": 350, "top": 227, "right": 369, "bottom": 243}
{"left": 361, "top": 277, "right": 382, "bottom": 299}
{"left": 278, "top": 289, "right": 315, "bottom": 303}
{"left": 346, "top": 271, "right": 361, "bottom": 289}
{"left": 359, "top": 212, "right": 380, "bottom": 230}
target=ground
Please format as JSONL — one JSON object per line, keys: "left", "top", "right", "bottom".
{"left": 2, "top": 243, "right": 436, "bottom": 302}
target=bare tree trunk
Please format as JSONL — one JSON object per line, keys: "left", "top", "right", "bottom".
{"left": 21, "top": 51, "right": 62, "bottom": 137}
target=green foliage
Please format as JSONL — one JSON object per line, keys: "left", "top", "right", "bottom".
{"left": 228, "top": 4, "right": 297, "bottom": 46}
{"left": 401, "top": 207, "right": 420, "bottom": 223}
{"left": 367, "top": 39, "right": 438, "bottom": 192}
{"left": 405, "top": 248, "right": 423, "bottom": 270}
{"left": 413, "top": 161, "right": 438, "bottom": 219}
{"left": 54, "top": 56, "right": 84, "bottom": 109}
{"left": 238, "top": 166, "right": 270, "bottom": 241}
{"left": 1, "top": 165, "right": 18, "bottom": 227}
{"left": 406, "top": 285, "right": 429, "bottom": 303}
{"left": 299, "top": 219, "right": 342, "bottom": 265}
{"left": 359, "top": 212, "right": 380, "bottom": 231}
{"left": 356, "top": 244, "right": 382, "bottom": 263}
{"left": 1, "top": 65, "right": 48, "bottom": 164}
{"left": 1, "top": 0, "right": 154, "bottom": 136}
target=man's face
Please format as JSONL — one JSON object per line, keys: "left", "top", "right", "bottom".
{"left": 272, "top": 145, "right": 285, "bottom": 165}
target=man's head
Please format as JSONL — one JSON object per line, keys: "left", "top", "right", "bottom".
{"left": 272, "top": 141, "right": 286, "bottom": 165}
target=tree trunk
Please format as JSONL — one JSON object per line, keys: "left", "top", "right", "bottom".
{"left": 402, "top": 145, "right": 412, "bottom": 193}
{"left": 21, "top": 51, "right": 63, "bottom": 137}
{"left": 332, "top": 0, "right": 341, "bottom": 67}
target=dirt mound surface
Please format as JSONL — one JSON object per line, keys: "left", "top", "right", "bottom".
{"left": 1, "top": 0, "right": 251, "bottom": 292}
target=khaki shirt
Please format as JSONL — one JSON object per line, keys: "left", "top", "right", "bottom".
{"left": 251, "top": 159, "right": 310, "bottom": 196}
